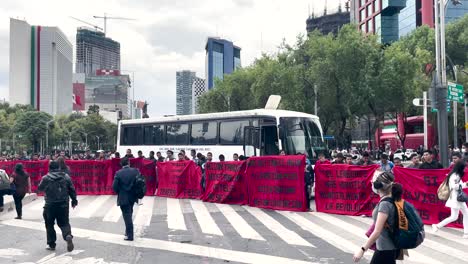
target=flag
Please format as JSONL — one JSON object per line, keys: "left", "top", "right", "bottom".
{"left": 73, "top": 94, "right": 82, "bottom": 106}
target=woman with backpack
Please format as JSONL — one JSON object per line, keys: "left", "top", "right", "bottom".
{"left": 10, "top": 163, "right": 31, "bottom": 219}
{"left": 353, "top": 171, "right": 403, "bottom": 264}
{"left": 433, "top": 161, "right": 468, "bottom": 238}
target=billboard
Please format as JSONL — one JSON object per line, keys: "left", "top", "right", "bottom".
{"left": 85, "top": 75, "right": 129, "bottom": 105}
{"left": 73, "top": 82, "right": 85, "bottom": 111}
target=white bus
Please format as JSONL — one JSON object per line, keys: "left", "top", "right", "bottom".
{"left": 117, "top": 109, "right": 327, "bottom": 161}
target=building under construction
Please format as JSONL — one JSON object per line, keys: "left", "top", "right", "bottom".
{"left": 75, "top": 27, "right": 120, "bottom": 76}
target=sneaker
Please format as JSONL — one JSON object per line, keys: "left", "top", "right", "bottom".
{"left": 463, "top": 234, "right": 468, "bottom": 239}
{"left": 65, "top": 235, "right": 74, "bottom": 252}
{"left": 432, "top": 224, "right": 439, "bottom": 233}
{"left": 14, "top": 216, "right": 22, "bottom": 220}
{"left": 46, "top": 246, "right": 55, "bottom": 251}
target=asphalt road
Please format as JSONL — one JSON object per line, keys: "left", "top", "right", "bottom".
{"left": 0, "top": 195, "right": 466, "bottom": 264}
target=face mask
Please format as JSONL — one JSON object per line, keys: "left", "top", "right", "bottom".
{"left": 372, "top": 184, "right": 379, "bottom": 195}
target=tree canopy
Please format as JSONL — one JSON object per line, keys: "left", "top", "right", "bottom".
{"left": 198, "top": 15, "right": 468, "bottom": 147}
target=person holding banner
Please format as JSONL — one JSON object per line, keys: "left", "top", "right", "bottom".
{"left": 353, "top": 171, "right": 403, "bottom": 263}
{"left": 432, "top": 161, "right": 468, "bottom": 238}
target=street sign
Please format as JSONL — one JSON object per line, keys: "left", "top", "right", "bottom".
{"left": 448, "top": 82, "right": 464, "bottom": 103}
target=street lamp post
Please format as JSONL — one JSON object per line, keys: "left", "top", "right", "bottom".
{"left": 45, "top": 119, "right": 54, "bottom": 154}
{"left": 434, "top": 0, "right": 459, "bottom": 167}
{"left": 96, "top": 136, "right": 100, "bottom": 150}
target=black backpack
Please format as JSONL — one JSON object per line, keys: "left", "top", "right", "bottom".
{"left": 132, "top": 173, "right": 146, "bottom": 199}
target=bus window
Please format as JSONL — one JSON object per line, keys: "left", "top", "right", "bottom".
{"left": 191, "top": 122, "right": 218, "bottom": 145}
{"left": 220, "top": 120, "right": 249, "bottom": 144}
{"left": 122, "top": 126, "right": 143, "bottom": 145}
{"left": 166, "top": 124, "right": 189, "bottom": 145}
{"left": 143, "top": 124, "right": 164, "bottom": 145}
{"left": 280, "top": 117, "right": 309, "bottom": 156}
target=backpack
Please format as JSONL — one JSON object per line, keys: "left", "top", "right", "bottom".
{"left": 132, "top": 173, "right": 146, "bottom": 199}
{"left": 383, "top": 197, "right": 425, "bottom": 249}
{"left": 0, "top": 170, "right": 10, "bottom": 191}
{"left": 437, "top": 177, "right": 450, "bottom": 201}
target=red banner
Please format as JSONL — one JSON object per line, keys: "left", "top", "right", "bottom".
{"left": 128, "top": 158, "right": 157, "bottom": 196}
{"left": 156, "top": 161, "right": 203, "bottom": 199}
{"left": 0, "top": 160, "right": 49, "bottom": 193}
{"left": 203, "top": 161, "right": 248, "bottom": 205}
{"left": 314, "top": 164, "right": 380, "bottom": 216}
{"left": 392, "top": 167, "right": 466, "bottom": 228}
{"left": 246, "top": 155, "right": 307, "bottom": 212}
{"left": 65, "top": 160, "right": 113, "bottom": 195}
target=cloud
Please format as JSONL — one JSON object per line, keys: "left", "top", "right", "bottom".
{"left": 0, "top": 0, "right": 342, "bottom": 117}
{"left": 146, "top": 17, "right": 211, "bottom": 57}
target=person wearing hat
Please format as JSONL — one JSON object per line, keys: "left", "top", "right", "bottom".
{"left": 332, "top": 153, "right": 345, "bottom": 164}
{"left": 377, "top": 153, "right": 394, "bottom": 172}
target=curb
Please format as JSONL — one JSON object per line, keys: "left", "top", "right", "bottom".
{"left": 1, "top": 193, "right": 38, "bottom": 213}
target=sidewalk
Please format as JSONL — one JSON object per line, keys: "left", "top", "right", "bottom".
{"left": 1, "top": 193, "right": 38, "bottom": 213}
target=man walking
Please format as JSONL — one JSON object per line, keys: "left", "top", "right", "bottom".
{"left": 37, "top": 161, "right": 77, "bottom": 252}
{"left": 112, "top": 157, "right": 138, "bottom": 241}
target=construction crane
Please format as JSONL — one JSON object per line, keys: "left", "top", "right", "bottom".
{"left": 70, "top": 16, "right": 103, "bottom": 32}
{"left": 93, "top": 13, "right": 136, "bottom": 35}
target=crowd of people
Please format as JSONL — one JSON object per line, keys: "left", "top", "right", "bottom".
{"left": 323, "top": 149, "right": 463, "bottom": 171}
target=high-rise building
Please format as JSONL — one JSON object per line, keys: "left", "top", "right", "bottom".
{"left": 9, "top": 18, "right": 73, "bottom": 116}
{"left": 176, "top": 70, "right": 196, "bottom": 115}
{"left": 75, "top": 28, "right": 120, "bottom": 76}
{"left": 84, "top": 70, "right": 130, "bottom": 119}
{"left": 205, "top": 37, "right": 241, "bottom": 90}
{"left": 306, "top": 9, "right": 350, "bottom": 35}
{"left": 399, "top": 0, "right": 468, "bottom": 38}
{"left": 350, "top": 0, "right": 407, "bottom": 43}
{"left": 192, "top": 77, "right": 206, "bottom": 114}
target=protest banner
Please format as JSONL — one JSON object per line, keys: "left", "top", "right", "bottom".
{"left": 246, "top": 155, "right": 307, "bottom": 212}
{"left": 314, "top": 164, "right": 380, "bottom": 216}
{"left": 156, "top": 161, "right": 203, "bottom": 199}
{"left": 65, "top": 160, "right": 113, "bottom": 195}
{"left": 203, "top": 161, "right": 248, "bottom": 204}
{"left": 128, "top": 158, "right": 157, "bottom": 196}
{"left": 393, "top": 166, "right": 466, "bottom": 228}
{"left": 0, "top": 160, "right": 49, "bottom": 193}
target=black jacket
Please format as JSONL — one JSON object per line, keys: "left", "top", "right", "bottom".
{"left": 38, "top": 170, "right": 77, "bottom": 206}
{"left": 113, "top": 166, "right": 138, "bottom": 206}
{"left": 419, "top": 160, "right": 443, "bottom": 169}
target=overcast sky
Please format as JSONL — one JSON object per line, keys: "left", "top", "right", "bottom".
{"left": 0, "top": 0, "right": 342, "bottom": 117}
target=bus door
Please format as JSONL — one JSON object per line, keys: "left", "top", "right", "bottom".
{"left": 259, "top": 119, "right": 279, "bottom": 156}
{"left": 243, "top": 126, "right": 259, "bottom": 157}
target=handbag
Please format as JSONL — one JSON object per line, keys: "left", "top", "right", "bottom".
{"left": 437, "top": 180, "right": 450, "bottom": 201}
{"left": 365, "top": 223, "right": 377, "bottom": 251}
{"left": 457, "top": 185, "right": 468, "bottom": 202}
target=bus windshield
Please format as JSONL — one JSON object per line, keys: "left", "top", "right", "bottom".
{"left": 280, "top": 117, "right": 327, "bottom": 159}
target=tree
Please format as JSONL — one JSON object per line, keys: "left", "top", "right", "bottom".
{"left": 87, "top": 105, "right": 100, "bottom": 115}
{"left": 14, "top": 111, "right": 53, "bottom": 153}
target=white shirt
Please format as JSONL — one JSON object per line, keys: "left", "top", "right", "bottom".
{"left": 445, "top": 173, "right": 468, "bottom": 209}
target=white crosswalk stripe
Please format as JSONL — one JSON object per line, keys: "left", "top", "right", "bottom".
{"left": 216, "top": 203, "right": 265, "bottom": 241}
{"left": 77, "top": 195, "right": 112, "bottom": 218}
{"left": 166, "top": 198, "right": 187, "bottom": 231}
{"left": 8, "top": 195, "right": 468, "bottom": 264}
{"left": 244, "top": 206, "right": 315, "bottom": 247}
{"left": 190, "top": 200, "right": 223, "bottom": 236}
{"left": 102, "top": 204, "right": 122, "bottom": 222}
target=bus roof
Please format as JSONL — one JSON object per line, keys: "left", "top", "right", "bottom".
{"left": 119, "top": 109, "right": 319, "bottom": 125}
